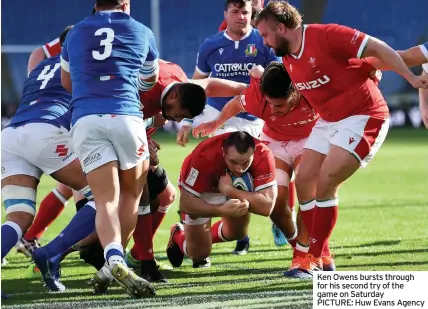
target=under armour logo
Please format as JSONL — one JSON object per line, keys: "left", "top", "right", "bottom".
{"left": 55, "top": 145, "right": 69, "bottom": 157}
{"left": 270, "top": 116, "right": 276, "bottom": 122}
{"left": 311, "top": 238, "right": 317, "bottom": 244}
{"left": 349, "top": 137, "right": 356, "bottom": 144}
{"left": 219, "top": 48, "right": 224, "bottom": 55}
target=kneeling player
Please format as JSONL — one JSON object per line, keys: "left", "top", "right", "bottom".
{"left": 166, "top": 131, "right": 277, "bottom": 267}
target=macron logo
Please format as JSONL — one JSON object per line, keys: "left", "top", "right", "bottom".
{"left": 219, "top": 48, "right": 224, "bottom": 55}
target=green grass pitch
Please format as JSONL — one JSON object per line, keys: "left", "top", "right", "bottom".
{"left": 1, "top": 129, "right": 427, "bottom": 309}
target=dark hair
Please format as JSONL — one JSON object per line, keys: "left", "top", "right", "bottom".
{"left": 96, "top": 0, "right": 124, "bottom": 6}
{"left": 225, "top": 0, "right": 251, "bottom": 10}
{"left": 178, "top": 83, "right": 206, "bottom": 118}
{"left": 59, "top": 25, "right": 73, "bottom": 47}
{"left": 255, "top": 1, "right": 302, "bottom": 29}
{"left": 260, "top": 61, "right": 293, "bottom": 98}
{"left": 223, "top": 131, "right": 256, "bottom": 154}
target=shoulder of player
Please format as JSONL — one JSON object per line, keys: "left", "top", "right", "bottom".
{"left": 200, "top": 32, "right": 227, "bottom": 49}
{"left": 30, "top": 54, "right": 61, "bottom": 77}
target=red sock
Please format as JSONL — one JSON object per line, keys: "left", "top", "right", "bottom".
{"left": 24, "top": 190, "right": 67, "bottom": 240}
{"left": 211, "top": 220, "right": 229, "bottom": 244}
{"left": 288, "top": 182, "right": 296, "bottom": 211}
{"left": 299, "top": 199, "right": 316, "bottom": 237}
{"left": 308, "top": 200, "right": 338, "bottom": 258}
{"left": 151, "top": 206, "right": 169, "bottom": 237}
{"left": 173, "top": 229, "right": 186, "bottom": 254}
{"left": 322, "top": 240, "right": 332, "bottom": 257}
{"left": 288, "top": 237, "right": 297, "bottom": 248}
{"left": 131, "top": 214, "right": 154, "bottom": 261}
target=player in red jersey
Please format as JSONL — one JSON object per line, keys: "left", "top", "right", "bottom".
{"left": 218, "top": 0, "right": 294, "bottom": 250}
{"left": 166, "top": 131, "right": 277, "bottom": 268}
{"left": 86, "top": 61, "right": 252, "bottom": 290}
{"left": 193, "top": 62, "right": 333, "bottom": 271}
{"left": 255, "top": 1, "right": 428, "bottom": 278}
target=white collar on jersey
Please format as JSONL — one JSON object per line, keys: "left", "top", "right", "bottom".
{"left": 160, "top": 82, "right": 178, "bottom": 106}
{"left": 223, "top": 28, "right": 252, "bottom": 41}
{"left": 98, "top": 9, "right": 123, "bottom": 13}
{"left": 290, "top": 25, "right": 308, "bottom": 60}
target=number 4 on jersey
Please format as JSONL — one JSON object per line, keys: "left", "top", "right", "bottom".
{"left": 37, "top": 63, "right": 61, "bottom": 90}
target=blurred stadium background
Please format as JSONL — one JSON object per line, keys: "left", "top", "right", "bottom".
{"left": 2, "top": 0, "right": 428, "bottom": 129}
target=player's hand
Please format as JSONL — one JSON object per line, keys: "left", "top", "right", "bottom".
{"left": 222, "top": 199, "right": 249, "bottom": 217}
{"left": 176, "top": 125, "right": 192, "bottom": 147}
{"left": 369, "top": 69, "right": 382, "bottom": 86}
{"left": 193, "top": 120, "right": 219, "bottom": 138}
{"left": 148, "top": 139, "right": 160, "bottom": 166}
{"left": 218, "top": 174, "right": 233, "bottom": 196}
{"left": 152, "top": 114, "right": 168, "bottom": 128}
{"left": 407, "top": 74, "right": 428, "bottom": 89}
{"left": 249, "top": 65, "right": 265, "bottom": 79}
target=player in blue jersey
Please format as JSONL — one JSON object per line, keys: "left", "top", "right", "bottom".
{"left": 60, "top": 0, "right": 158, "bottom": 298}
{"left": 176, "top": 0, "right": 280, "bottom": 257}
{"left": 1, "top": 26, "right": 100, "bottom": 296}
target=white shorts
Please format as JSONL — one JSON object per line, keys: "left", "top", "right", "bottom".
{"left": 1, "top": 123, "right": 76, "bottom": 180}
{"left": 181, "top": 193, "right": 227, "bottom": 225}
{"left": 305, "top": 115, "right": 390, "bottom": 167}
{"left": 259, "top": 133, "right": 307, "bottom": 168}
{"left": 71, "top": 114, "right": 149, "bottom": 173}
{"left": 192, "top": 105, "right": 264, "bottom": 138}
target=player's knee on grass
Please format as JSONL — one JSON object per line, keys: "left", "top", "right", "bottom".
{"left": 2, "top": 185, "right": 37, "bottom": 231}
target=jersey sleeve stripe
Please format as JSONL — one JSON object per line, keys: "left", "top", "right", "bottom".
{"left": 140, "top": 59, "right": 159, "bottom": 79}
{"left": 422, "top": 63, "right": 428, "bottom": 74}
{"left": 179, "top": 182, "right": 202, "bottom": 197}
{"left": 357, "top": 35, "right": 370, "bottom": 59}
{"left": 42, "top": 45, "right": 51, "bottom": 58}
{"left": 418, "top": 44, "right": 428, "bottom": 61}
{"left": 137, "top": 78, "right": 156, "bottom": 91}
{"left": 195, "top": 66, "right": 210, "bottom": 76}
{"left": 60, "top": 56, "right": 70, "bottom": 73}
{"left": 254, "top": 180, "right": 277, "bottom": 192}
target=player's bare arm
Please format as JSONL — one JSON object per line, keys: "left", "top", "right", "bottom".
{"left": 191, "top": 78, "right": 247, "bottom": 97}
{"left": 366, "top": 46, "right": 428, "bottom": 70}
{"left": 362, "top": 37, "right": 428, "bottom": 88}
{"left": 179, "top": 189, "right": 247, "bottom": 218}
{"left": 193, "top": 96, "right": 243, "bottom": 138}
{"left": 27, "top": 47, "right": 46, "bottom": 76}
{"left": 192, "top": 69, "right": 209, "bottom": 80}
{"left": 218, "top": 174, "right": 276, "bottom": 217}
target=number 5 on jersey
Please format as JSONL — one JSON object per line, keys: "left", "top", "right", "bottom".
{"left": 93, "top": 28, "right": 115, "bottom": 60}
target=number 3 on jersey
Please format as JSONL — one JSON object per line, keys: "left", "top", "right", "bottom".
{"left": 37, "top": 63, "right": 61, "bottom": 90}
{"left": 93, "top": 28, "right": 115, "bottom": 61}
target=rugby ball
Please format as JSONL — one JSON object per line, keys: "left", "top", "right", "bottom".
{"left": 231, "top": 172, "right": 254, "bottom": 192}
